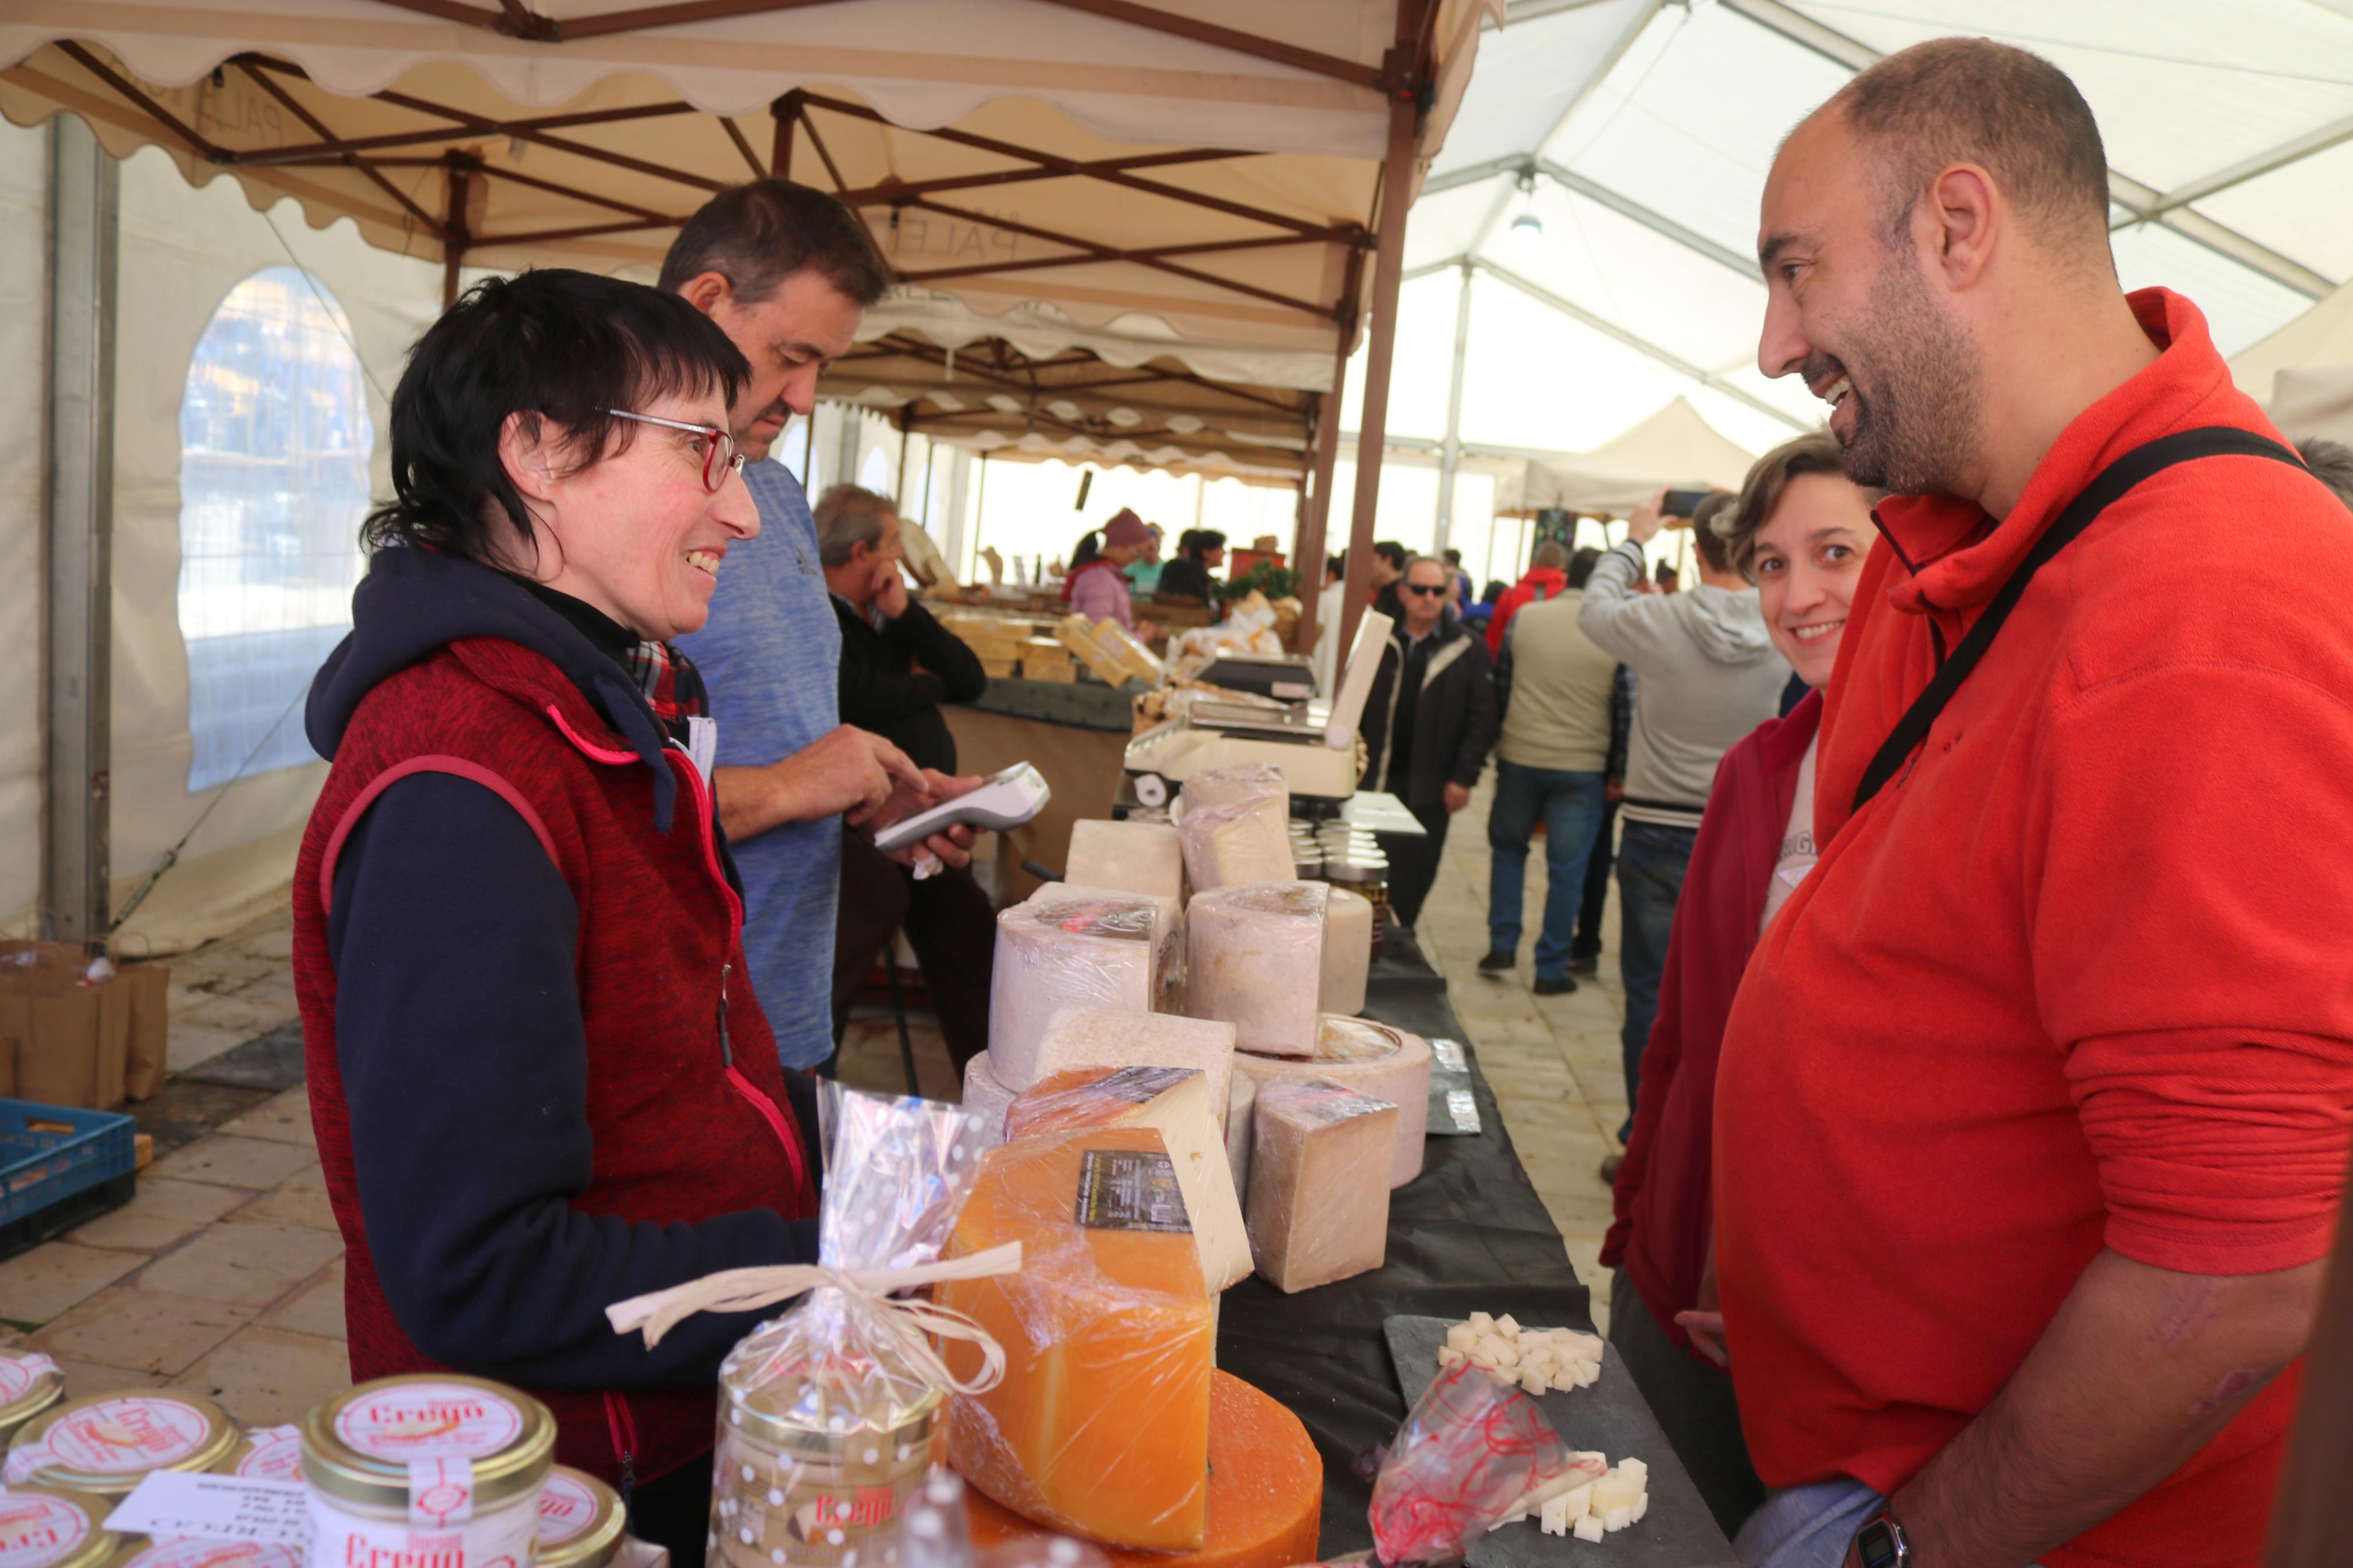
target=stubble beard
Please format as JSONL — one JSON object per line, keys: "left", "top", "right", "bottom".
{"left": 1836, "top": 258, "right": 1985, "bottom": 497}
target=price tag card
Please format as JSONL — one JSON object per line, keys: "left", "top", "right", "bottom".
{"left": 105, "top": 1472, "right": 313, "bottom": 1545}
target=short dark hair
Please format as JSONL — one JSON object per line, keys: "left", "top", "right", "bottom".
{"left": 1567, "top": 546, "right": 1602, "bottom": 589}
{"left": 1532, "top": 540, "right": 1567, "bottom": 570}
{"left": 1828, "top": 38, "right": 2109, "bottom": 257}
{"left": 362, "top": 269, "right": 749, "bottom": 563}
{"left": 2297, "top": 438, "right": 2353, "bottom": 514}
{"left": 1443, "top": 547, "right": 1462, "bottom": 566}
{"left": 1190, "top": 530, "right": 1227, "bottom": 557}
{"left": 814, "top": 484, "right": 897, "bottom": 566}
{"left": 658, "top": 179, "right": 891, "bottom": 308}
{"left": 1715, "top": 431, "right": 1868, "bottom": 581}
{"left": 1374, "top": 541, "right": 1408, "bottom": 569}
{"left": 1689, "top": 492, "right": 1738, "bottom": 574}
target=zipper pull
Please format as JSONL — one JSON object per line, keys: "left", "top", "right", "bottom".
{"left": 719, "top": 962, "right": 733, "bottom": 1068}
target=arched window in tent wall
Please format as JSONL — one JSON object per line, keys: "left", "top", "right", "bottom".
{"left": 178, "top": 266, "right": 373, "bottom": 791}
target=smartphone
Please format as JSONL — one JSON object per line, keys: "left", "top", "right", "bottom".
{"left": 1661, "top": 487, "right": 1713, "bottom": 518}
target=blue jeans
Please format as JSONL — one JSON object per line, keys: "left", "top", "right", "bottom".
{"left": 1617, "top": 819, "right": 1697, "bottom": 1143}
{"left": 1485, "top": 762, "right": 1607, "bottom": 980}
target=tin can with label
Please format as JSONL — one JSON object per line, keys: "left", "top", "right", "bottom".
{"left": 711, "top": 1343, "right": 942, "bottom": 1568}
{"left": 4, "top": 1393, "right": 237, "bottom": 1496}
{"left": 300, "top": 1375, "right": 555, "bottom": 1568}
{"left": 0, "top": 1352, "right": 63, "bottom": 1450}
{"left": 0, "top": 1485, "right": 122, "bottom": 1568}
{"left": 225, "top": 1425, "right": 303, "bottom": 1484}
{"left": 106, "top": 1541, "right": 303, "bottom": 1568}
{"left": 536, "top": 1466, "right": 626, "bottom": 1568}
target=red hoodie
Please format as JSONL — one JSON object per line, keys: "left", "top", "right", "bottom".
{"left": 1714, "top": 289, "right": 2353, "bottom": 1566}
{"left": 1485, "top": 565, "right": 1569, "bottom": 656}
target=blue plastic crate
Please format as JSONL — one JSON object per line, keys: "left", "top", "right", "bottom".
{"left": 0, "top": 1098, "right": 136, "bottom": 1233}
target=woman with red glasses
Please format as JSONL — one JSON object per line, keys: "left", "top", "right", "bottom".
{"left": 291, "top": 269, "right": 819, "bottom": 1567}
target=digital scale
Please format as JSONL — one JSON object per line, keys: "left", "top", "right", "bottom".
{"left": 1123, "top": 610, "right": 1393, "bottom": 807}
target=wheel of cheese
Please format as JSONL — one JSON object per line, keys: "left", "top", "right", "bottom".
{"left": 1237, "top": 1016, "right": 1431, "bottom": 1188}
{"left": 1318, "top": 888, "right": 1372, "bottom": 1017}
{"left": 1031, "top": 1008, "right": 1237, "bottom": 1125}
{"left": 963, "top": 1370, "right": 1321, "bottom": 1568}
{"left": 991, "top": 889, "right": 1180, "bottom": 1090}
{"left": 1176, "top": 768, "right": 1293, "bottom": 893}
{"left": 1185, "top": 882, "right": 1328, "bottom": 1055}
{"left": 1065, "top": 819, "right": 1184, "bottom": 902}
{"left": 961, "top": 1050, "right": 1018, "bottom": 1146}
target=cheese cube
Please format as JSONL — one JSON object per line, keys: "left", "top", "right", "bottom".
{"left": 1603, "top": 1505, "right": 1631, "bottom": 1533}
{"left": 1445, "top": 1323, "right": 1478, "bottom": 1353}
{"left": 1237, "top": 1016, "right": 1431, "bottom": 1186}
{"left": 1467, "top": 1312, "right": 1494, "bottom": 1332}
{"left": 941, "top": 1124, "right": 1215, "bottom": 1551}
{"left": 1573, "top": 1516, "right": 1605, "bottom": 1544}
{"left": 1064, "top": 820, "right": 1184, "bottom": 902}
{"left": 1560, "top": 1482, "right": 1591, "bottom": 1521}
{"left": 1619, "top": 1458, "right": 1648, "bottom": 1485}
{"left": 1318, "top": 888, "right": 1372, "bottom": 1016}
{"left": 1538, "top": 1494, "right": 1571, "bottom": 1536}
{"left": 1591, "top": 1471, "right": 1638, "bottom": 1516}
{"left": 1244, "top": 1077, "right": 1396, "bottom": 1292}
{"left": 1176, "top": 781, "right": 1294, "bottom": 892}
{"left": 1186, "top": 882, "right": 1328, "bottom": 1055}
{"left": 991, "top": 890, "right": 1179, "bottom": 1089}
{"left": 1496, "top": 1314, "right": 1520, "bottom": 1336}
{"left": 1031, "top": 1007, "right": 1237, "bottom": 1124}
{"left": 1631, "top": 1492, "right": 1649, "bottom": 1523}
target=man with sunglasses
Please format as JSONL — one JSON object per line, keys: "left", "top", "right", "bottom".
{"left": 1357, "top": 555, "right": 1499, "bottom": 933}
{"left": 664, "top": 180, "right": 979, "bottom": 1076}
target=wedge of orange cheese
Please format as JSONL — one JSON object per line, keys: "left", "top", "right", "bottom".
{"left": 961, "top": 1371, "right": 1322, "bottom": 1568}
{"left": 940, "top": 1124, "right": 1215, "bottom": 1551}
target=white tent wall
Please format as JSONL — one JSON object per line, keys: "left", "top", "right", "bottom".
{"left": 0, "top": 122, "right": 453, "bottom": 951}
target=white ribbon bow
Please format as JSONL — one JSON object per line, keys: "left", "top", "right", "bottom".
{"left": 605, "top": 1241, "right": 1024, "bottom": 1395}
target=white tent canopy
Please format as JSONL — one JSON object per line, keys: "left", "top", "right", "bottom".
{"left": 1498, "top": 394, "right": 1758, "bottom": 514}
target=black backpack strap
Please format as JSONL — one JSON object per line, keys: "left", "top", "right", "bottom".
{"left": 1851, "top": 426, "right": 2307, "bottom": 814}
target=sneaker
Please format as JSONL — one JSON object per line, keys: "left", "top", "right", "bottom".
{"left": 1477, "top": 948, "right": 1515, "bottom": 973}
{"left": 1566, "top": 952, "right": 1600, "bottom": 979}
{"left": 1599, "top": 1152, "right": 1623, "bottom": 1185}
{"left": 1532, "top": 973, "right": 1578, "bottom": 996}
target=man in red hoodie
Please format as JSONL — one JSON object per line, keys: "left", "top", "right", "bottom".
{"left": 1716, "top": 37, "right": 2353, "bottom": 1568}
{"left": 1484, "top": 539, "right": 1570, "bottom": 657}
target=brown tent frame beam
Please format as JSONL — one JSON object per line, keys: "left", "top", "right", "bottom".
{"left": 849, "top": 373, "right": 1311, "bottom": 433}
{"left": 471, "top": 216, "right": 680, "bottom": 247}
{"left": 560, "top": 0, "right": 858, "bottom": 40}
{"left": 719, "top": 115, "right": 765, "bottom": 178}
{"left": 55, "top": 41, "right": 225, "bottom": 162}
{"left": 230, "top": 58, "right": 448, "bottom": 239}
{"left": 794, "top": 101, "right": 851, "bottom": 192}
{"left": 801, "top": 91, "right": 1362, "bottom": 245}
{"left": 225, "top": 93, "right": 701, "bottom": 167}
{"left": 904, "top": 195, "right": 1337, "bottom": 321}
{"left": 1056, "top": 362, "right": 1304, "bottom": 417}
{"left": 833, "top": 147, "right": 1247, "bottom": 208}
{"left": 840, "top": 333, "right": 1313, "bottom": 425}
{"left": 899, "top": 230, "right": 1316, "bottom": 285}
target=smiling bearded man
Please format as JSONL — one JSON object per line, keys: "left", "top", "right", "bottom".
{"left": 1715, "top": 35, "right": 2353, "bottom": 1568}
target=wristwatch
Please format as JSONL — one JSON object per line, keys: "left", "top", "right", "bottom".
{"left": 1852, "top": 1513, "right": 1911, "bottom": 1568}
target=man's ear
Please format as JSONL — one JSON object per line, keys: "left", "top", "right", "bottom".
{"left": 1923, "top": 162, "right": 1999, "bottom": 291}
{"left": 675, "top": 270, "right": 733, "bottom": 319}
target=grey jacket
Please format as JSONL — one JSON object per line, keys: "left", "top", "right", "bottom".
{"left": 1575, "top": 541, "right": 1790, "bottom": 827}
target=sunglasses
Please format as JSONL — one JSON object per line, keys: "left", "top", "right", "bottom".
{"left": 606, "top": 409, "right": 746, "bottom": 493}
{"left": 1403, "top": 582, "right": 1449, "bottom": 596}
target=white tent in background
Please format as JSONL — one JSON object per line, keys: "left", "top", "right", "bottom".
{"left": 1499, "top": 396, "right": 1768, "bottom": 515}
{"left": 2230, "top": 280, "right": 2353, "bottom": 442}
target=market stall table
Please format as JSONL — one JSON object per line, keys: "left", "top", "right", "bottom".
{"left": 1212, "top": 929, "right": 1737, "bottom": 1566}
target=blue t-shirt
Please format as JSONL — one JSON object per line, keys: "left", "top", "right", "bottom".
{"left": 675, "top": 459, "right": 842, "bottom": 1069}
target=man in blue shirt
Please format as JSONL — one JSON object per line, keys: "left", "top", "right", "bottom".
{"left": 665, "top": 181, "right": 974, "bottom": 1069}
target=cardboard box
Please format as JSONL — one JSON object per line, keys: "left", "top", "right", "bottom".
{"left": 120, "top": 962, "right": 171, "bottom": 1101}
{"left": 0, "top": 943, "right": 134, "bottom": 1110}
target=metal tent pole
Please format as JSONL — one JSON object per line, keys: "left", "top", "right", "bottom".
{"left": 1433, "top": 259, "right": 1474, "bottom": 561}
{"left": 44, "top": 115, "right": 118, "bottom": 947}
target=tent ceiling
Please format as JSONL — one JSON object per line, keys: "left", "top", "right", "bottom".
{"left": 1404, "top": 0, "right": 2353, "bottom": 458}
{"left": 0, "top": 0, "right": 1493, "bottom": 361}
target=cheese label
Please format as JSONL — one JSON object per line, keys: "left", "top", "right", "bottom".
{"left": 1030, "top": 899, "right": 1154, "bottom": 943}
{"left": 537, "top": 1471, "right": 599, "bottom": 1545}
{"left": 0, "top": 1495, "right": 90, "bottom": 1568}
{"left": 233, "top": 1425, "right": 303, "bottom": 1482}
{"left": 332, "top": 1382, "right": 523, "bottom": 1459}
{"left": 44, "top": 1395, "right": 214, "bottom": 1472}
{"left": 1074, "top": 1149, "right": 1193, "bottom": 1234}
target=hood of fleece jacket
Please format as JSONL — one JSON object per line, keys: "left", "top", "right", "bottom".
{"left": 1681, "top": 583, "right": 1779, "bottom": 666}
{"left": 305, "top": 546, "right": 683, "bottom": 831}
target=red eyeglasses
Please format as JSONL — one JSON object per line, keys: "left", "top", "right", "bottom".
{"left": 606, "top": 409, "right": 746, "bottom": 493}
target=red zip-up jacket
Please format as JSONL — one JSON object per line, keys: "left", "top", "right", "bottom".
{"left": 1715, "top": 289, "right": 2353, "bottom": 1566}
{"left": 1485, "top": 566, "right": 1569, "bottom": 657}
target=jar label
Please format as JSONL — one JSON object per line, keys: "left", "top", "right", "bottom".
{"left": 333, "top": 1384, "right": 523, "bottom": 1460}
{"left": 1, "top": 1445, "right": 48, "bottom": 1486}
{"left": 537, "top": 1474, "right": 598, "bottom": 1546}
{"left": 235, "top": 1427, "right": 304, "bottom": 1483}
{"left": 0, "top": 1494, "right": 90, "bottom": 1568}
{"left": 308, "top": 1489, "right": 535, "bottom": 1568}
{"left": 0, "top": 1353, "right": 58, "bottom": 1404}
{"left": 122, "top": 1544, "right": 304, "bottom": 1568}
{"left": 45, "top": 1396, "right": 214, "bottom": 1473}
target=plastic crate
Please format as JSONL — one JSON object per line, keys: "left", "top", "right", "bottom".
{"left": 0, "top": 1098, "right": 137, "bottom": 1263}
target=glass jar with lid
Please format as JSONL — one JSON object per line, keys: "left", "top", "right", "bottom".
{"left": 537, "top": 1465, "right": 627, "bottom": 1568}
{"left": 0, "top": 1352, "right": 63, "bottom": 1450}
{"left": 300, "top": 1375, "right": 555, "bottom": 1568}
{"left": 4, "top": 1393, "right": 237, "bottom": 1495}
{"left": 0, "top": 1485, "right": 122, "bottom": 1568}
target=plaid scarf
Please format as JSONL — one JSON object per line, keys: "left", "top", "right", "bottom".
{"left": 627, "top": 640, "right": 711, "bottom": 743}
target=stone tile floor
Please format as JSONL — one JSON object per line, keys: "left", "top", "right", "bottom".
{"left": 1, "top": 777, "right": 1629, "bottom": 1421}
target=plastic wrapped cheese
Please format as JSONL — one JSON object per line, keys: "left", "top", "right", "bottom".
{"left": 941, "top": 1124, "right": 1216, "bottom": 1552}
{"left": 961, "top": 1051, "right": 1018, "bottom": 1146}
{"left": 1236, "top": 1016, "right": 1431, "bottom": 1188}
{"left": 1185, "top": 881, "right": 1327, "bottom": 1056}
{"left": 1245, "top": 1078, "right": 1395, "bottom": 1292}
{"left": 1031, "top": 1007, "right": 1236, "bottom": 1125}
{"left": 1064, "top": 820, "right": 1184, "bottom": 902}
{"left": 1224, "top": 1071, "right": 1256, "bottom": 1200}
{"left": 1174, "top": 767, "right": 1293, "bottom": 893}
{"left": 1318, "top": 887, "right": 1372, "bottom": 1016}
{"left": 961, "top": 1371, "right": 1321, "bottom": 1568}
{"left": 991, "top": 890, "right": 1179, "bottom": 1090}
{"left": 1002, "top": 1066, "right": 1251, "bottom": 1292}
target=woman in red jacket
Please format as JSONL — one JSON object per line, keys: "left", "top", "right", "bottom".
{"left": 292, "top": 270, "right": 822, "bottom": 1567}
{"left": 1599, "top": 431, "right": 1876, "bottom": 1533}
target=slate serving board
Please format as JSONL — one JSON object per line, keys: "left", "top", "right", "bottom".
{"left": 1384, "top": 1314, "right": 1740, "bottom": 1568}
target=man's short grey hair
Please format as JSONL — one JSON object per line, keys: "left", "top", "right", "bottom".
{"left": 1532, "top": 540, "right": 1568, "bottom": 570}
{"left": 814, "top": 483, "right": 897, "bottom": 567}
